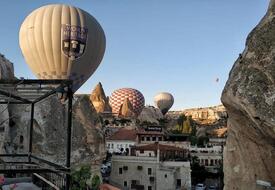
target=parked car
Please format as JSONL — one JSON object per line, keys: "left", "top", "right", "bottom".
{"left": 195, "top": 183, "right": 206, "bottom": 190}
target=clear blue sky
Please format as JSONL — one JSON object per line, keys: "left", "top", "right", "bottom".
{"left": 0, "top": 0, "right": 269, "bottom": 110}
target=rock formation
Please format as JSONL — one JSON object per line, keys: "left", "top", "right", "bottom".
{"left": 221, "top": 1, "right": 275, "bottom": 189}
{"left": 168, "top": 105, "right": 227, "bottom": 125}
{"left": 1, "top": 94, "right": 105, "bottom": 168}
{"left": 90, "top": 82, "right": 111, "bottom": 113}
{"left": 0, "top": 54, "right": 14, "bottom": 79}
{"left": 0, "top": 55, "right": 14, "bottom": 154}
{"left": 183, "top": 105, "right": 227, "bottom": 124}
{"left": 138, "top": 106, "right": 163, "bottom": 124}
{"left": 118, "top": 98, "right": 136, "bottom": 118}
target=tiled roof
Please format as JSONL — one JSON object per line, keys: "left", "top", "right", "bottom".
{"left": 107, "top": 128, "right": 137, "bottom": 141}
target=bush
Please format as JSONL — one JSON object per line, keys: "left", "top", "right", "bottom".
{"left": 71, "top": 165, "right": 101, "bottom": 190}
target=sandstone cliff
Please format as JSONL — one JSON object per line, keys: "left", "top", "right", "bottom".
{"left": 168, "top": 105, "right": 227, "bottom": 125}
{"left": 90, "top": 82, "right": 111, "bottom": 113}
{"left": 221, "top": 1, "right": 275, "bottom": 189}
{"left": 183, "top": 105, "right": 227, "bottom": 124}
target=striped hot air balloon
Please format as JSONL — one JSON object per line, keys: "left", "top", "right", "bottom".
{"left": 154, "top": 92, "right": 174, "bottom": 115}
{"left": 109, "top": 88, "right": 145, "bottom": 116}
{"left": 19, "top": 4, "right": 106, "bottom": 92}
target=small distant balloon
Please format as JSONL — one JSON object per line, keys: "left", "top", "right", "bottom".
{"left": 215, "top": 78, "right": 219, "bottom": 83}
{"left": 154, "top": 92, "right": 174, "bottom": 115}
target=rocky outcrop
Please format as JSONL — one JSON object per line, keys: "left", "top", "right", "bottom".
{"left": 168, "top": 105, "right": 227, "bottom": 125}
{"left": 221, "top": 1, "right": 275, "bottom": 189}
{"left": 183, "top": 105, "right": 227, "bottom": 124}
{"left": 118, "top": 98, "right": 136, "bottom": 118}
{"left": 90, "top": 82, "right": 111, "bottom": 113}
{"left": 0, "top": 54, "right": 14, "bottom": 154}
{"left": 1, "top": 95, "right": 105, "bottom": 167}
{"left": 0, "top": 54, "right": 14, "bottom": 79}
{"left": 138, "top": 106, "right": 163, "bottom": 124}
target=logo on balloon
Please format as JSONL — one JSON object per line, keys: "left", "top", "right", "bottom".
{"left": 62, "top": 24, "right": 88, "bottom": 59}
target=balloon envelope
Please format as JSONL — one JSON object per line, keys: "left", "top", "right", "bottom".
{"left": 154, "top": 92, "right": 174, "bottom": 115}
{"left": 19, "top": 4, "right": 106, "bottom": 92}
{"left": 109, "top": 88, "right": 145, "bottom": 116}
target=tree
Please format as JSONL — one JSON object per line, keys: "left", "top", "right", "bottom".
{"left": 91, "top": 175, "right": 101, "bottom": 190}
{"left": 177, "top": 114, "right": 187, "bottom": 126}
{"left": 71, "top": 165, "right": 101, "bottom": 190}
{"left": 182, "top": 117, "right": 192, "bottom": 133}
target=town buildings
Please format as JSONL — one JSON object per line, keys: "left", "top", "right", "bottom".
{"left": 110, "top": 143, "right": 191, "bottom": 190}
{"left": 106, "top": 128, "right": 137, "bottom": 154}
{"left": 190, "top": 145, "right": 223, "bottom": 173}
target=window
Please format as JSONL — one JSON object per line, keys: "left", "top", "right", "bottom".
{"left": 111, "top": 144, "right": 114, "bottom": 148}
{"left": 119, "top": 168, "right": 122, "bottom": 174}
{"left": 148, "top": 168, "right": 152, "bottom": 175}
{"left": 141, "top": 137, "right": 145, "bottom": 141}
{"left": 158, "top": 137, "right": 162, "bottom": 141}
{"left": 152, "top": 137, "right": 156, "bottom": 141}
{"left": 124, "top": 181, "right": 127, "bottom": 187}
{"left": 176, "top": 179, "right": 181, "bottom": 187}
{"left": 149, "top": 153, "right": 152, "bottom": 157}
{"left": 164, "top": 174, "right": 167, "bottom": 178}
{"left": 205, "top": 159, "right": 209, "bottom": 166}
{"left": 107, "top": 143, "right": 110, "bottom": 148}
{"left": 117, "top": 144, "right": 119, "bottom": 148}
{"left": 131, "top": 180, "right": 137, "bottom": 185}
{"left": 148, "top": 186, "right": 152, "bottom": 190}
{"left": 210, "top": 159, "right": 214, "bottom": 166}
{"left": 19, "top": 135, "right": 24, "bottom": 144}
{"left": 146, "top": 137, "right": 150, "bottom": 141}
{"left": 140, "top": 150, "right": 144, "bottom": 153}
{"left": 0, "top": 127, "right": 4, "bottom": 132}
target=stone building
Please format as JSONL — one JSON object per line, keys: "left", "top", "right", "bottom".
{"left": 110, "top": 143, "right": 191, "bottom": 190}
{"left": 190, "top": 145, "right": 223, "bottom": 173}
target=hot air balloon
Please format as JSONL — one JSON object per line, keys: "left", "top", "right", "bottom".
{"left": 109, "top": 88, "right": 145, "bottom": 116}
{"left": 154, "top": 92, "right": 174, "bottom": 115}
{"left": 19, "top": 4, "right": 105, "bottom": 92}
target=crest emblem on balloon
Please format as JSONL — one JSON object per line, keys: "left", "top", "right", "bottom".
{"left": 62, "top": 25, "right": 88, "bottom": 59}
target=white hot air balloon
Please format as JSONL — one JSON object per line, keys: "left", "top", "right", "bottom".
{"left": 19, "top": 4, "right": 106, "bottom": 92}
{"left": 154, "top": 92, "right": 174, "bottom": 115}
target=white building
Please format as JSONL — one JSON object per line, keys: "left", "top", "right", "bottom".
{"left": 106, "top": 128, "right": 137, "bottom": 154}
{"left": 110, "top": 143, "right": 191, "bottom": 190}
{"left": 190, "top": 145, "right": 223, "bottom": 173}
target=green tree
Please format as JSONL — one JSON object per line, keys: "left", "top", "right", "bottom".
{"left": 177, "top": 114, "right": 187, "bottom": 126}
{"left": 182, "top": 117, "right": 192, "bottom": 133}
{"left": 71, "top": 165, "right": 101, "bottom": 190}
{"left": 91, "top": 175, "right": 101, "bottom": 190}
